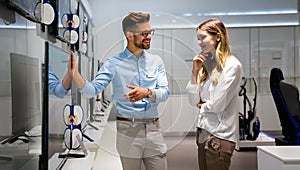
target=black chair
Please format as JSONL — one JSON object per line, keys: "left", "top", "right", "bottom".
{"left": 279, "top": 80, "right": 300, "bottom": 144}
{"left": 269, "top": 68, "right": 300, "bottom": 145}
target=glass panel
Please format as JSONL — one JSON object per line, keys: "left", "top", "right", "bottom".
{"left": 154, "top": 26, "right": 299, "bottom": 94}
{"left": 171, "top": 29, "right": 197, "bottom": 94}
{"left": 48, "top": 43, "right": 71, "bottom": 160}
{"left": 258, "top": 26, "right": 296, "bottom": 93}
{"left": 79, "top": 54, "right": 91, "bottom": 129}
{"left": 0, "top": 13, "right": 42, "bottom": 169}
{"left": 228, "top": 28, "right": 251, "bottom": 76}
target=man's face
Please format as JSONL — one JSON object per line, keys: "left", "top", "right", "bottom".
{"left": 133, "top": 22, "right": 153, "bottom": 50}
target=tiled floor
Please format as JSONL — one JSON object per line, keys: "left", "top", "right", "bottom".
{"left": 92, "top": 121, "right": 122, "bottom": 170}
{"left": 92, "top": 121, "right": 260, "bottom": 170}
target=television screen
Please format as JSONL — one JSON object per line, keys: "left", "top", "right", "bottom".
{"left": 47, "top": 42, "right": 72, "bottom": 155}
{"left": 78, "top": 54, "right": 91, "bottom": 129}
{"left": 0, "top": 53, "right": 42, "bottom": 170}
{"left": 42, "top": 42, "right": 72, "bottom": 170}
{"left": 10, "top": 53, "right": 41, "bottom": 136}
{"left": 45, "top": 42, "right": 94, "bottom": 170}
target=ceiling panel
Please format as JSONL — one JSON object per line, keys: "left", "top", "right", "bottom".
{"left": 89, "top": 0, "right": 299, "bottom": 28}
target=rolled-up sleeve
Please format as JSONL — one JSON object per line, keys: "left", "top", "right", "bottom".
{"left": 48, "top": 66, "right": 69, "bottom": 98}
{"left": 79, "top": 60, "right": 114, "bottom": 98}
{"left": 78, "top": 79, "right": 97, "bottom": 98}
{"left": 153, "top": 60, "right": 170, "bottom": 104}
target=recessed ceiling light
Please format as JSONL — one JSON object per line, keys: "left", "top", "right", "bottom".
{"left": 183, "top": 13, "right": 193, "bottom": 17}
{"left": 196, "top": 10, "right": 297, "bottom": 16}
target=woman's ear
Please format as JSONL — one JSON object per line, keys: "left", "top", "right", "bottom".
{"left": 216, "top": 33, "right": 221, "bottom": 42}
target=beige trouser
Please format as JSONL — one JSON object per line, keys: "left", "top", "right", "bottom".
{"left": 197, "top": 130, "right": 236, "bottom": 170}
{"left": 116, "top": 120, "right": 167, "bottom": 170}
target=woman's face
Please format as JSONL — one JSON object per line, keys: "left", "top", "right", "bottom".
{"left": 197, "top": 30, "right": 219, "bottom": 53}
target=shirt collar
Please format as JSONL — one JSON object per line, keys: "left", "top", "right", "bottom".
{"left": 124, "top": 48, "right": 145, "bottom": 59}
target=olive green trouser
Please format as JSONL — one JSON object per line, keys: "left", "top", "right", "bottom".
{"left": 197, "top": 130, "right": 236, "bottom": 170}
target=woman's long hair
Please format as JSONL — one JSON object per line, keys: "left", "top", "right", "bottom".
{"left": 197, "top": 18, "right": 232, "bottom": 84}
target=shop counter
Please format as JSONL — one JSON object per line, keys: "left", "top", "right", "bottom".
{"left": 257, "top": 146, "right": 300, "bottom": 170}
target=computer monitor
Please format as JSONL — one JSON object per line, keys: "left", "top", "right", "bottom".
{"left": 40, "top": 42, "right": 71, "bottom": 170}
{"left": 10, "top": 53, "right": 41, "bottom": 136}
{"left": 1, "top": 53, "right": 42, "bottom": 169}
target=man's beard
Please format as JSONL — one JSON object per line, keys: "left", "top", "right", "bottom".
{"left": 134, "top": 37, "right": 150, "bottom": 49}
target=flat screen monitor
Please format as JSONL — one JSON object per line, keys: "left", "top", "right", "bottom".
{"left": 40, "top": 42, "right": 71, "bottom": 170}
{"left": 47, "top": 42, "right": 72, "bottom": 157}
{"left": 0, "top": 53, "right": 42, "bottom": 170}
{"left": 10, "top": 53, "right": 41, "bottom": 136}
{"left": 79, "top": 54, "right": 90, "bottom": 128}
{"left": 45, "top": 42, "right": 91, "bottom": 169}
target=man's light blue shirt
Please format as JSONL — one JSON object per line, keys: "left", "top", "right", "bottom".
{"left": 79, "top": 48, "right": 170, "bottom": 119}
{"left": 48, "top": 66, "right": 69, "bottom": 98}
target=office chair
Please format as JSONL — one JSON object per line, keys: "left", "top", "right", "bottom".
{"left": 279, "top": 80, "right": 300, "bottom": 144}
{"left": 269, "top": 68, "right": 300, "bottom": 145}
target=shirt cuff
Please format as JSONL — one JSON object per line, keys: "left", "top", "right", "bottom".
{"left": 186, "top": 80, "right": 199, "bottom": 94}
{"left": 55, "top": 83, "right": 69, "bottom": 98}
{"left": 78, "top": 79, "right": 95, "bottom": 98}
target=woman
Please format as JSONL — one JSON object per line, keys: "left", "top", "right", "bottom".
{"left": 186, "top": 18, "right": 242, "bottom": 170}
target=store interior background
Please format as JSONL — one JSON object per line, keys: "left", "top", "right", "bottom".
{"left": 88, "top": 0, "right": 300, "bottom": 133}
{"left": 0, "top": 0, "right": 299, "bottom": 169}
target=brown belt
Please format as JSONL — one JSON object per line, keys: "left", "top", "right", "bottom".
{"left": 117, "top": 116, "right": 159, "bottom": 123}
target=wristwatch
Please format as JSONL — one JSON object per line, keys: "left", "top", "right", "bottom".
{"left": 147, "top": 88, "right": 153, "bottom": 98}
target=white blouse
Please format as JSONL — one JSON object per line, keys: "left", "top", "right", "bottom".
{"left": 186, "top": 56, "right": 242, "bottom": 143}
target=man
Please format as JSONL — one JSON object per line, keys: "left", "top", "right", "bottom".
{"left": 70, "top": 12, "right": 169, "bottom": 170}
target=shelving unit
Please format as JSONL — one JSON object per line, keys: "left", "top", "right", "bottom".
{"left": 236, "top": 132, "right": 275, "bottom": 150}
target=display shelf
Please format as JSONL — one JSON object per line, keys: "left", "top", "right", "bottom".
{"left": 48, "top": 102, "right": 113, "bottom": 169}
{"left": 236, "top": 132, "right": 275, "bottom": 150}
{"left": 49, "top": 151, "right": 95, "bottom": 170}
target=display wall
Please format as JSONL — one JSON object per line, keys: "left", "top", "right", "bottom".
{"left": 0, "top": 0, "right": 95, "bottom": 169}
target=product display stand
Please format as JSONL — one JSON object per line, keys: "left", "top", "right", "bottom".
{"left": 236, "top": 132, "right": 275, "bottom": 150}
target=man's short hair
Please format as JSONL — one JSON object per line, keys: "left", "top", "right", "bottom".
{"left": 122, "top": 12, "right": 150, "bottom": 34}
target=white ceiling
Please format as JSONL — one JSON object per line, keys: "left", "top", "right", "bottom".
{"left": 88, "top": 0, "right": 299, "bottom": 29}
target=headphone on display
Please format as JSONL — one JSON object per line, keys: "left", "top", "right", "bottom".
{"left": 63, "top": 104, "right": 84, "bottom": 150}
{"left": 61, "top": 13, "right": 80, "bottom": 44}
{"left": 34, "top": 0, "right": 55, "bottom": 25}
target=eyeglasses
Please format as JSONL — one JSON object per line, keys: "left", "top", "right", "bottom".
{"left": 134, "top": 30, "right": 155, "bottom": 38}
